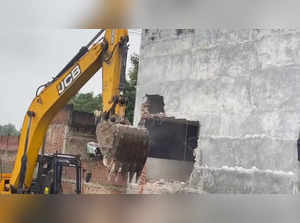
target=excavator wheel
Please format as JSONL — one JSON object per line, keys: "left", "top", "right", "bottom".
{"left": 96, "top": 121, "right": 149, "bottom": 182}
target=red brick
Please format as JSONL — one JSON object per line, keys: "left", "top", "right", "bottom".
{"left": 45, "top": 105, "right": 129, "bottom": 194}
{"left": 51, "top": 104, "right": 72, "bottom": 125}
{"left": 0, "top": 135, "right": 19, "bottom": 152}
{"left": 44, "top": 124, "right": 66, "bottom": 154}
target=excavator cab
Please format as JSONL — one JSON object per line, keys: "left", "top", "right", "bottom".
{"left": 0, "top": 29, "right": 149, "bottom": 194}
{"left": 30, "top": 153, "right": 82, "bottom": 194}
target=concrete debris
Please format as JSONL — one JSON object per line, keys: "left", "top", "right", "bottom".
{"left": 190, "top": 165, "right": 297, "bottom": 194}
{"left": 134, "top": 29, "right": 300, "bottom": 193}
{"left": 214, "top": 165, "right": 295, "bottom": 176}
{"left": 96, "top": 120, "right": 149, "bottom": 182}
{"left": 138, "top": 100, "right": 168, "bottom": 127}
{"left": 127, "top": 179, "right": 200, "bottom": 194}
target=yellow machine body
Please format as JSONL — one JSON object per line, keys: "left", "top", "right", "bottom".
{"left": 0, "top": 29, "right": 148, "bottom": 194}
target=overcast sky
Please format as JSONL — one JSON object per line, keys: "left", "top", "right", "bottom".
{"left": 0, "top": 29, "right": 141, "bottom": 129}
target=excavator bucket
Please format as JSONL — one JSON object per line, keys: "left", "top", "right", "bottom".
{"left": 96, "top": 121, "right": 149, "bottom": 182}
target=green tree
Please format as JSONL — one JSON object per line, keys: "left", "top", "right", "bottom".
{"left": 0, "top": 124, "right": 20, "bottom": 136}
{"left": 68, "top": 54, "right": 139, "bottom": 123}
{"left": 124, "top": 54, "right": 139, "bottom": 123}
{"left": 69, "top": 92, "right": 102, "bottom": 113}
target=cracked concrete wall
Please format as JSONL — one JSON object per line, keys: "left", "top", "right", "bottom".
{"left": 135, "top": 29, "right": 300, "bottom": 193}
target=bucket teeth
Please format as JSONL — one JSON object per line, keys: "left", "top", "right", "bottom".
{"left": 128, "top": 162, "right": 136, "bottom": 182}
{"left": 128, "top": 171, "right": 136, "bottom": 183}
{"left": 113, "top": 161, "right": 120, "bottom": 174}
{"left": 96, "top": 121, "right": 150, "bottom": 183}
{"left": 135, "top": 164, "right": 144, "bottom": 182}
{"left": 121, "top": 163, "right": 129, "bottom": 177}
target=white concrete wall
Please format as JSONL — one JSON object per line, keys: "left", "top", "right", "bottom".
{"left": 135, "top": 29, "right": 300, "bottom": 193}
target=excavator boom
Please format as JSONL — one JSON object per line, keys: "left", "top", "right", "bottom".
{"left": 0, "top": 29, "right": 149, "bottom": 194}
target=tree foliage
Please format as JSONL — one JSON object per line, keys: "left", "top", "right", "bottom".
{"left": 124, "top": 54, "right": 139, "bottom": 123}
{"left": 68, "top": 54, "right": 139, "bottom": 123}
{"left": 0, "top": 124, "right": 20, "bottom": 136}
{"left": 69, "top": 92, "right": 102, "bottom": 114}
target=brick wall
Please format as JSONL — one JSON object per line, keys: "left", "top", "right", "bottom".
{"left": 45, "top": 105, "right": 127, "bottom": 194}
{"left": 63, "top": 130, "right": 96, "bottom": 160}
{"left": 44, "top": 124, "right": 67, "bottom": 154}
{"left": 62, "top": 181, "right": 123, "bottom": 194}
{"left": 0, "top": 135, "right": 19, "bottom": 173}
{"left": 51, "top": 104, "right": 73, "bottom": 125}
{"left": 71, "top": 110, "right": 96, "bottom": 132}
{"left": 62, "top": 159, "right": 127, "bottom": 194}
{"left": 0, "top": 105, "right": 127, "bottom": 194}
{"left": 44, "top": 104, "right": 72, "bottom": 154}
{"left": 0, "top": 135, "right": 19, "bottom": 152}
{"left": 0, "top": 150, "right": 17, "bottom": 173}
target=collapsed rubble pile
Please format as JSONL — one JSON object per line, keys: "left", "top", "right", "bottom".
{"left": 127, "top": 179, "right": 198, "bottom": 194}
{"left": 129, "top": 97, "right": 198, "bottom": 194}
{"left": 138, "top": 99, "right": 168, "bottom": 127}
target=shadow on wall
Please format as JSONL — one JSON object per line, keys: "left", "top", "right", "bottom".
{"left": 139, "top": 94, "right": 200, "bottom": 182}
{"left": 140, "top": 94, "right": 200, "bottom": 161}
{"left": 297, "top": 132, "right": 300, "bottom": 162}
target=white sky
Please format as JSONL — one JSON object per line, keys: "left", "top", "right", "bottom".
{"left": 0, "top": 29, "right": 141, "bottom": 129}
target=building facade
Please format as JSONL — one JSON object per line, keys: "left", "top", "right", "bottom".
{"left": 134, "top": 29, "right": 300, "bottom": 193}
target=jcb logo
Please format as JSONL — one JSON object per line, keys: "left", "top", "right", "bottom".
{"left": 57, "top": 65, "right": 81, "bottom": 95}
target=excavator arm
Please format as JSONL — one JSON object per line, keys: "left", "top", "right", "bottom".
{"left": 0, "top": 29, "right": 149, "bottom": 194}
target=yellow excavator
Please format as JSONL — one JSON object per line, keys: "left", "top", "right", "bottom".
{"left": 0, "top": 29, "right": 149, "bottom": 194}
